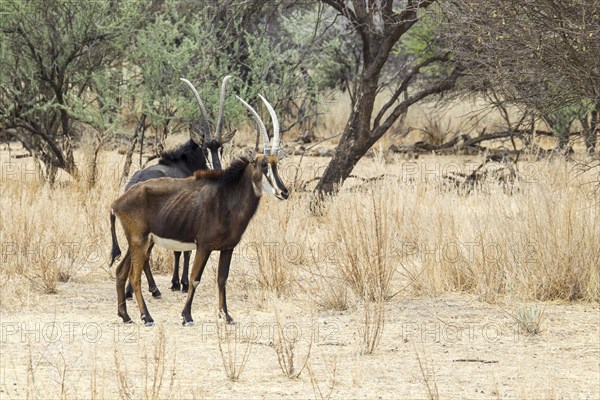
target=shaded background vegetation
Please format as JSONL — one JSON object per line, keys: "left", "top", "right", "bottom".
{"left": 1, "top": 0, "right": 598, "bottom": 188}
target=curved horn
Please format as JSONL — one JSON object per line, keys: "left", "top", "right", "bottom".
{"left": 215, "top": 75, "right": 232, "bottom": 143}
{"left": 236, "top": 95, "right": 270, "bottom": 155}
{"left": 258, "top": 95, "right": 280, "bottom": 155}
{"left": 180, "top": 78, "right": 211, "bottom": 140}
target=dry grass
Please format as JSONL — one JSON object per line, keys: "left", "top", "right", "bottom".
{"left": 416, "top": 349, "right": 440, "bottom": 400}
{"left": 271, "top": 301, "right": 313, "bottom": 378}
{"left": 241, "top": 190, "right": 309, "bottom": 300}
{"left": 308, "top": 270, "right": 350, "bottom": 312}
{"left": 307, "top": 357, "right": 338, "bottom": 400}
{"left": 114, "top": 348, "right": 133, "bottom": 399}
{"left": 327, "top": 186, "right": 398, "bottom": 301}
{"left": 0, "top": 159, "right": 117, "bottom": 308}
{"left": 1, "top": 145, "right": 597, "bottom": 306}
{"left": 358, "top": 299, "right": 385, "bottom": 355}
{"left": 143, "top": 326, "right": 177, "bottom": 400}
{"left": 110, "top": 327, "right": 178, "bottom": 400}
{"left": 0, "top": 101, "right": 598, "bottom": 398}
{"left": 216, "top": 319, "right": 254, "bottom": 381}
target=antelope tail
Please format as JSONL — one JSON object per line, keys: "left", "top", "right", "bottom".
{"left": 109, "top": 210, "right": 122, "bottom": 268}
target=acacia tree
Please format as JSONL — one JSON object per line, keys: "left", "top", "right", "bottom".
{"left": 127, "top": 0, "right": 317, "bottom": 160}
{"left": 311, "top": 0, "right": 461, "bottom": 195}
{"left": 0, "top": 0, "right": 142, "bottom": 182}
{"left": 442, "top": 0, "right": 600, "bottom": 153}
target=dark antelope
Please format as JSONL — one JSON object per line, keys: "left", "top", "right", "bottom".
{"left": 109, "top": 95, "right": 289, "bottom": 326}
{"left": 123, "top": 76, "right": 233, "bottom": 299}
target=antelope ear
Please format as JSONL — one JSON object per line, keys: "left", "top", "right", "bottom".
{"left": 277, "top": 147, "right": 289, "bottom": 160}
{"left": 221, "top": 129, "right": 237, "bottom": 144}
{"left": 239, "top": 146, "right": 256, "bottom": 161}
{"left": 189, "top": 124, "right": 205, "bottom": 146}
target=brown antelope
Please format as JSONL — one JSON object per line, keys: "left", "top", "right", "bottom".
{"left": 122, "top": 76, "right": 234, "bottom": 298}
{"left": 109, "top": 95, "right": 289, "bottom": 326}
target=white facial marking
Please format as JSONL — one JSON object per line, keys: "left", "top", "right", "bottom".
{"left": 261, "top": 174, "right": 276, "bottom": 196}
{"left": 149, "top": 234, "right": 196, "bottom": 252}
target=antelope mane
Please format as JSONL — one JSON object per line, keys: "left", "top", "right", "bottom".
{"left": 193, "top": 155, "right": 251, "bottom": 186}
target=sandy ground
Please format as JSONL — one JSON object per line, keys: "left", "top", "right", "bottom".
{"left": 1, "top": 141, "right": 599, "bottom": 399}
{"left": 1, "top": 270, "right": 598, "bottom": 399}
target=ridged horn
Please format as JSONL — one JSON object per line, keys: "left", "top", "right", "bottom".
{"left": 180, "top": 78, "right": 211, "bottom": 140}
{"left": 215, "top": 75, "right": 232, "bottom": 143}
{"left": 236, "top": 95, "right": 270, "bottom": 155}
{"left": 258, "top": 95, "right": 280, "bottom": 155}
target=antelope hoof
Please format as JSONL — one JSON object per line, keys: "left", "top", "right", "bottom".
{"left": 170, "top": 283, "right": 181, "bottom": 291}
{"left": 125, "top": 290, "right": 133, "bottom": 300}
{"left": 119, "top": 312, "right": 132, "bottom": 324}
{"left": 181, "top": 283, "right": 189, "bottom": 293}
{"left": 151, "top": 288, "right": 162, "bottom": 299}
{"left": 181, "top": 312, "right": 193, "bottom": 326}
{"left": 141, "top": 315, "right": 154, "bottom": 327}
{"left": 219, "top": 311, "right": 234, "bottom": 325}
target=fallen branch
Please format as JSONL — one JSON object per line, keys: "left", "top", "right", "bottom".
{"left": 452, "top": 359, "right": 498, "bottom": 364}
{"left": 388, "top": 128, "right": 585, "bottom": 156}
{"left": 12, "top": 153, "right": 32, "bottom": 159}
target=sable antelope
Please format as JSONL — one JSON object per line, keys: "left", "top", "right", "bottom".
{"left": 122, "top": 76, "right": 233, "bottom": 299}
{"left": 109, "top": 95, "right": 289, "bottom": 326}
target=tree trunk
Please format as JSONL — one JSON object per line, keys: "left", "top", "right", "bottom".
{"left": 314, "top": 135, "right": 366, "bottom": 195}
{"left": 314, "top": 80, "right": 379, "bottom": 195}
{"left": 314, "top": 103, "right": 375, "bottom": 193}
{"left": 139, "top": 121, "right": 146, "bottom": 167}
{"left": 313, "top": 0, "right": 456, "bottom": 198}
{"left": 56, "top": 81, "right": 80, "bottom": 181}
{"left": 62, "top": 135, "right": 80, "bottom": 180}
{"left": 585, "top": 102, "right": 598, "bottom": 155}
{"left": 121, "top": 114, "right": 146, "bottom": 186}
{"left": 87, "top": 138, "right": 104, "bottom": 190}
{"left": 313, "top": 64, "right": 461, "bottom": 196}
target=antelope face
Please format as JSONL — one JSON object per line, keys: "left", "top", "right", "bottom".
{"left": 256, "top": 155, "right": 289, "bottom": 200}
{"left": 183, "top": 76, "right": 235, "bottom": 172}
{"left": 204, "top": 140, "right": 223, "bottom": 170}
{"left": 237, "top": 93, "right": 288, "bottom": 200}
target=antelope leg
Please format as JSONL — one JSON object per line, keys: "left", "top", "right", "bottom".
{"left": 181, "top": 249, "right": 211, "bottom": 326}
{"left": 217, "top": 249, "right": 234, "bottom": 324}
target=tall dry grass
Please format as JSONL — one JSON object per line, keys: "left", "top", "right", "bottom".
{"left": 322, "top": 158, "right": 598, "bottom": 302}
{"left": 0, "top": 151, "right": 119, "bottom": 307}
{"left": 216, "top": 320, "right": 254, "bottom": 382}
{"left": 241, "top": 188, "right": 311, "bottom": 300}
{"left": 327, "top": 187, "right": 398, "bottom": 301}
{"left": 300, "top": 159, "right": 596, "bottom": 305}
{"left": 1, "top": 146, "right": 598, "bottom": 311}
{"left": 1, "top": 100, "right": 598, "bottom": 400}
{"left": 307, "top": 357, "right": 338, "bottom": 400}
{"left": 358, "top": 299, "right": 386, "bottom": 355}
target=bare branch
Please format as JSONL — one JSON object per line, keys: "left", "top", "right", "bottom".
{"left": 373, "top": 66, "right": 463, "bottom": 139}
{"left": 373, "top": 53, "right": 451, "bottom": 130}
{"left": 364, "top": 0, "right": 438, "bottom": 80}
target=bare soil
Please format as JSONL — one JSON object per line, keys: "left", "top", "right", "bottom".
{"left": 1, "top": 271, "right": 598, "bottom": 399}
